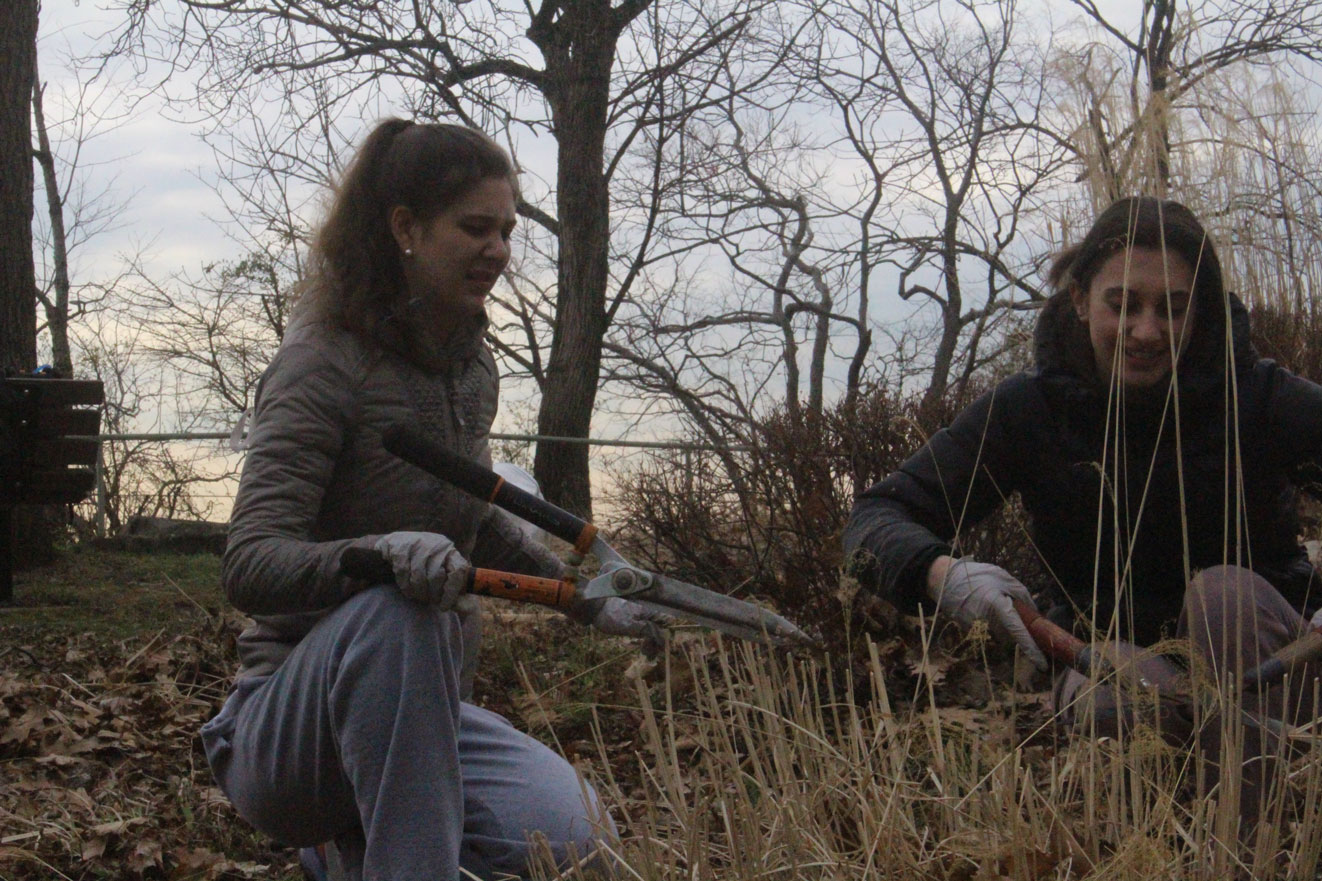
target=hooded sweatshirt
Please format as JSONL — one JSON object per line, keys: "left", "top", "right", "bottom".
{"left": 844, "top": 291, "right": 1322, "bottom": 645}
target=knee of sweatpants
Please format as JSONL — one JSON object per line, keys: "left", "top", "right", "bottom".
{"left": 333, "top": 585, "right": 465, "bottom": 656}
{"left": 324, "top": 585, "right": 468, "bottom": 717}
{"left": 1185, "top": 565, "right": 1261, "bottom": 629}
{"left": 1182, "top": 564, "right": 1305, "bottom": 685}
{"left": 1188, "top": 564, "right": 1257, "bottom": 601}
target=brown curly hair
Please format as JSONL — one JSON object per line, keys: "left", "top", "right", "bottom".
{"left": 299, "top": 119, "right": 518, "bottom": 341}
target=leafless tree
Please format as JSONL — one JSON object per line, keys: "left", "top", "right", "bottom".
{"left": 791, "top": 0, "right": 1065, "bottom": 410}
{"left": 30, "top": 60, "right": 72, "bottom": 376}
{"left": 1060, "top": 0, "right": 1322, "bottom": 200}
{"left": 122, "top": 252, "right": 294, "bottom": 434}
{"left": 110, "top": 0, "right": 786, "bottom": 518}
{"left": 73, "top": 314, "right": 231, "bottom": 533}
{"left": 30, "top": 52, "right": 135, "bottom": 377}
{"left": 641, "top": 90, "right": 867, "bottom": 425}
{"left": 1182, "top": 71, "right": 1322, "bottom": 316}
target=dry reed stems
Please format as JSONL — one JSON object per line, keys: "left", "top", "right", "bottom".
{"left": 544, "top": 633, "right": 1322, "bottom": 880}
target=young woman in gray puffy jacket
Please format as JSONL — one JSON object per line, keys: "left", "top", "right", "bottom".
{"left": 201, "top": 119, "right": 661, "bottom": 881}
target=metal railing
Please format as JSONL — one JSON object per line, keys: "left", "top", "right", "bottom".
{"left": 82, "top": 429, "right": 750, "bottom": 537}
{"left": 86, "top": 431, "right": 748, "bottom": 452}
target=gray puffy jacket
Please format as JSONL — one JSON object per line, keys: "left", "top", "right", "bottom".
{"left": 223, "top": 310, "right": 554, "bottom": 678}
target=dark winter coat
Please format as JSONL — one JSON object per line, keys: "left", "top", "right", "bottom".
{"left": 844, "top": 291, "right": 1322, "bottom": 645}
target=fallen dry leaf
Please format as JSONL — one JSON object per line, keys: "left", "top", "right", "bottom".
{"left": 89, "top": 817, "right": 148, "bottom": 837}
{"left": 81, "top": 835, "right": 108, "bottom": 861}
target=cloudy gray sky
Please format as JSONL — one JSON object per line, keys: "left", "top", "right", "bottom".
{"left": 38, "top": 0, "right": 234, "bottom": 280}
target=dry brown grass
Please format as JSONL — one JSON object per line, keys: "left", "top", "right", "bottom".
{"left": 6, "top": 551, "right": 1322, "bottom": 880}
{"left": 541, "top": 630, "right": 1322, "bottom": 881}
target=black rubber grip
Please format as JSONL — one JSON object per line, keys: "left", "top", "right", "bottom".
{"left": 341, "top": 546, "right": 396, "bottom": 583}
{"left": 382, "top": 423, "right": 595, "bottom": 551}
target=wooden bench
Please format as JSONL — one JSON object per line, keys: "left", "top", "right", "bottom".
{"left": 1, "top": 376, "right": 104, "bottom": 602}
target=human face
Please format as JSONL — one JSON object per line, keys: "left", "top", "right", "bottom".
{"left": 1071, "top": 246, "right": 1197, "bottom": 389}
{"left": 391, "top": 176, "right": 517, "bottom": 329}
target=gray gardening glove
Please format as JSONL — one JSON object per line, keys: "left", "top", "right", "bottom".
{"left": 374, "top": 531, "right": 469, "bottom": 609}
{"left": 578, "top": 596, "right": 671, "bottom": 657}
{"left": 929, "top": 558, "right": 1048, "bottom": 671}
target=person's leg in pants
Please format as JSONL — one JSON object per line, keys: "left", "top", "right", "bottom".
{"left": 1177, "top": 564, "right": 1319, "bottom": 823}
{"left": 202, "top": 585, "right": 612, "bottom": 880}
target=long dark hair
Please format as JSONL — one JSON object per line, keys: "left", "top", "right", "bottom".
{"left": 1040, "top": 196, "right": 1233, "bottom": 379}
{"left": 300, "top": 119, "right": 518, "bottom": 340}
{"left": 1047, "top": 197, "right": 1224, "bottom": 304}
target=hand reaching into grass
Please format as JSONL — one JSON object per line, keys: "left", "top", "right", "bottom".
{"left": 926, "top": 556, "right": 1048, "bottom": 671}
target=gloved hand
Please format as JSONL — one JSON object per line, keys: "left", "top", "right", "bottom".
{"left": 578, "top": 596, "right": 671, "bottom": 657}
{"left": 373, "top": 531, "right": 470, "bottom": 609}
{"left": 1310, "top": 606, "right": 1322, "bottom": 631}
{"left": 928, "top": 558, "right": 1048, "bottom": 670}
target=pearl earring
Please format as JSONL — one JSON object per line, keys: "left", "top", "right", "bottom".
{"left": 404, "top": 248, "right": 414, "bottom": 257}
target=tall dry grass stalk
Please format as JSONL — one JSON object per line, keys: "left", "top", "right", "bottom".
{"left": 536, "top": 636, "right": 1322, "bottom": 880}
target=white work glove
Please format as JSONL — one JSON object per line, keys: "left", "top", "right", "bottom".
{"left": 579, "top": 596, "right": 671, "bottom": 657}
{"left": 374, "top": 531, "right": 470, "bottom": 610}
{"left": 928, "top": 558, "right": 1048, "bottom": 671}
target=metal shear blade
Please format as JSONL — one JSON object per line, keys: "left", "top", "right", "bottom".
{"left": 579, "top": 538, "right": 813, "bottom": 647}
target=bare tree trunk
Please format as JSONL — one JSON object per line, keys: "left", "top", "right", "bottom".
{"left": 922, "top": 225, "right": 964, "bottom": 411}
{"left": 531, "top": 0, "right": 629, "bottom": 519}
{"left": 1144, "top": 0, "right": 1176, "bottom": 192}
{"left": 0, "top": 0, "right": 38, "bottom": 373}
{"left": 0, "top": 0, "right": 52, "bottom": 584}
{"left": 31, "top": 62, "right": 73, "bottom": 376}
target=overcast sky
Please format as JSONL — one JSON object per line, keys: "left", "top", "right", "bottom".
{"left": 39, "top": 0, "right": 240, "bottom": 281}
{"left": 33, "top": 0, "right": 1151, "bottom": 293}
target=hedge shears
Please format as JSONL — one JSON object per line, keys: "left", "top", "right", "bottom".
{"left": 340, "top": 424, "right": 815, "bottom": 648}
{"left": 1015, "top": 599, "right": 1322, "bottom": 693}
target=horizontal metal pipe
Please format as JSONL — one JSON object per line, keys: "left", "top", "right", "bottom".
{"left": 70, "top": 431, "right": 750, "bottom": 452}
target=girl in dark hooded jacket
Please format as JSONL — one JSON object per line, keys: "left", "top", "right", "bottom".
{"left": 844, "top": 196, "right": 1322, "bottom": 807}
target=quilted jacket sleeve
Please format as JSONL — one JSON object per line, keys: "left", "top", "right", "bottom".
{"left": 843, "top": 380, "right": 1023, "bottom": 611}
{"left": 221, "top": 332, "right": 380, "bottom": 615}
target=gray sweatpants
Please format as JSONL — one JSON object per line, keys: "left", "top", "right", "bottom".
{"left": 1053, "top": 564, "right": 1319, "bottom": 819}
{"left": 201, "top": 586, "right": 611, "bottom": 880}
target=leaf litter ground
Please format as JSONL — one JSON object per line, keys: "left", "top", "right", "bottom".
{"left": 0, "top": 547, "right": 1053, "bottom": 881}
